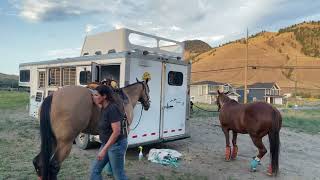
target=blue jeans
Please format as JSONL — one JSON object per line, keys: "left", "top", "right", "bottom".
{"left": 90, "top": 138, "right": 128, "bottom": 180}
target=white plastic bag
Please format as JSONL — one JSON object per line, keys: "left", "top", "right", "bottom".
{"left": 147, "top": 148, "right": 182, "bottom": 167}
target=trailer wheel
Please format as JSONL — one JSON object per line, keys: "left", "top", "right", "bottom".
{"left": 75, "top": 133, "right": 92, "bottom": 150}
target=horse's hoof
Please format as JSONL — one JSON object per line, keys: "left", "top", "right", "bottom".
{"left": 266, "top": 164, "right": 273, "bottom": 176}
{"left": 231, "top": 145, "right": 238, "bottom": 160}
{"left": 225, "top": 146, "right": 231, "bottom": 161}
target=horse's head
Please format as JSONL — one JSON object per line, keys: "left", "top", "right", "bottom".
{"left": 136, "top": 78, "right": 150, "bottom": 110}
{"left": 216, "top": 90, "right": 230, "bottom": 111}
{"left": 33, "top": 152, "right": 60, "bottom": 180}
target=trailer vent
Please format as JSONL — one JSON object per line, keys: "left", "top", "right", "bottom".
{"left": 35, "top": 92, "right": 43, "bottom": 102}
{"left": 108, "top": 49, "right": 116, "bottom": 54}
{"left": 95, "top": 51, "right": 102, "bottom": 55}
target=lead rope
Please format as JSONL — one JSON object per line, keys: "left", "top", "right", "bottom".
{"left": 130, "top": 106, "right": 143, "bottom": 131}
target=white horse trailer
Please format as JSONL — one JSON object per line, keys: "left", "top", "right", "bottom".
{"left": 19, "top": 28, "right": 191, "bottom": 148}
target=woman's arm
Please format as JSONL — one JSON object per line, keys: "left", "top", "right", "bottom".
{"left": 97, "top": 121, "right": 121, "bottom": 160}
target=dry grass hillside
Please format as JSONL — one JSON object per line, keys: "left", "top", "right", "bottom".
{"left": 183, "top": 40, "right": 212, "bottom": 64}
{"left": 188, "top": 21, "right": 320, "bottom": 94}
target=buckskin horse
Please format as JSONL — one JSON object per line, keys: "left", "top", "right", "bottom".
{"left": 33, "top": 79, "right": 150, "bottom": 179}
{"left": 216, "top": 90, "right": 282, "bottom": 176}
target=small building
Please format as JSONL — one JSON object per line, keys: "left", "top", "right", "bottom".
{"left": 190, "top": 81, "right": 240, "bottom": 104}
{"left": 237, "top": 82, "right": 283, "bottom": 105}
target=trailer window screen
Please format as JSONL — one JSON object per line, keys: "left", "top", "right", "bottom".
{"left": 35, "top": 92, "right": 43, "bottom": 102}
{"left": 80, "top": 71, "right": 92, "bottom": 85}
{"left": 38, "top": 71, "right": 46, "bottom": 88}
{"left": 62, "top": 67, "right": 76, "bottom": 86}
{"left": 48, "top": 68, "right": 61, "bottom": 86}
{"left": 20, "top": 70, "right": 30, "bottom": 82}
{"left": 168, "top": 71, "right": 183, "bottom": 86}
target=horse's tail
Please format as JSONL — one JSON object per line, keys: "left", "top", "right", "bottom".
{"left": 40, "top": 95, "right": 54, "bottom": 179}
{"left": 269, "top": 109, "right": 281, "bottom": 175}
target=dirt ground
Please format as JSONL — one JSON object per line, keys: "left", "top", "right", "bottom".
{"left": 1, "top": 108, "right": 320, "bottom": 180}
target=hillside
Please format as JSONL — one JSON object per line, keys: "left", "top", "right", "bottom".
{"left": 189, "top": 21, "right": 320, "bottom": 94}
{"left": 183, "top": 40, "right": 212, "bottom": 63}
{"left": 0, "top": 73, "right": 19, "bottom": 88}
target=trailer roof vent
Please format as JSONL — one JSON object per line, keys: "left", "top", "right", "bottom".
{"left": 95, "top": 51, "right": 102, "bottom": 55}
{"left": 108, "top": 49, "right": 116, "bottom": 54}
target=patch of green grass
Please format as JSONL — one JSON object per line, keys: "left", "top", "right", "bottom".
{"left": 282, "top": 109, "right": 320, "bottom": 134}
{"left": 0, "top": 91, "right": 29, "bottom": 109}
{"left": 191, "top": 103, "right": 219, "bottom": 118}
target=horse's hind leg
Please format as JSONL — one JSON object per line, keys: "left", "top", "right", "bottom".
{"left": 250, "top": 136, "right": 267, "bottom": 171}
{"left": 222, "top": 128, "right": 231, "bottom": 161}
{"left": 231, "top": 131, "right": 238, "bottom": 160}
{"left": 48, "top": 141, "right": 73, "bottom": 177}
{"left": 56, "top": 141, "right": 73, "bottom": 163}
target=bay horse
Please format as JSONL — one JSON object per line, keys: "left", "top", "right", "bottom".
{"left": 33, "top": 79, "right": 150, "bottom": 180}
{"left": 216, "top": 90, "right": 281, "bottom": 176}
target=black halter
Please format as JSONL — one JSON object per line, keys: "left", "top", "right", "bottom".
{"left": 138, "top": 82, "right": 150, "bottom": 106}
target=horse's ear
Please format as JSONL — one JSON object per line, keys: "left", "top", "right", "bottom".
{"left": 136, "top": 78, "right": 140, "bottom": 83}
{"left": 217, "top": 90, "right": 221, "bottom": 94}
{"left": 224, "top": 91, "right": 230, "bottom": 95}
{"left": 145, "top": 78, "right": 149, "bottom": 84}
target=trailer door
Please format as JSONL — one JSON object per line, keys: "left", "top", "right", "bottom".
{"left": 161, "top": 63, "right": 187, "bottom": 138}
{"left": 128, "top": 59, "right": 162, "bottom": 145}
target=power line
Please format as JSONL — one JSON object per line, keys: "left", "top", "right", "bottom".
{"left": 191, "top": 67, "right": 243, "bottom": 74}
{"left": 191, "top": 65, "right": 320, "bottom": 74}
{"left": 249, "top": 65, "right": 320, "bottom": 69}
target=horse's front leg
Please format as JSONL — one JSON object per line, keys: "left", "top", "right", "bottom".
{"left": 231, "top": 131, "right": 238, "bottom": 160}
{"left": 222, "top": 128, "right": 231, "bottom": 161}
{"left": 250, "top": 135, "right": 267, "bottom": 171}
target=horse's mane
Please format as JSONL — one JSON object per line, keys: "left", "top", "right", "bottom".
{"left": 228, "top": 99, "right": 238, "bottom": 104}
{"left": 221, "top": 94, "right": 239, "bottom": 105}
{"left": 121, "top": 81, "right": 145, "bottom": 89}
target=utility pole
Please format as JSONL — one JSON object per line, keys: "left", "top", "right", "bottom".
{"left": 295, "top": 55, "right": 298, "bottom": 100}
{"left": 244, "top": 28, "right": 249, "bottom": 103}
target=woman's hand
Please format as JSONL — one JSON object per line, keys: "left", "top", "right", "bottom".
{"left": 97, "top": 148, "right": 107, "bottom": 160}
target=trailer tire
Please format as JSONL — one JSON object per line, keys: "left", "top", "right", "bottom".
{"left": 75, "top": 133, "right": 92, "bottom": 150}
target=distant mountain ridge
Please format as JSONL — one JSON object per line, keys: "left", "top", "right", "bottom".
{"left": 0, "top": 73, "right": 19, "bottom": 87}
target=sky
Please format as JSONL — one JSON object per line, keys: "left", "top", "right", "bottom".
{"left": 0, "top": 0, "right": 320, "bottom": 75}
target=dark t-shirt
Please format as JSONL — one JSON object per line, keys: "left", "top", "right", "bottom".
{"left": 98, "top": 103, "right": 126, "bottom": 144}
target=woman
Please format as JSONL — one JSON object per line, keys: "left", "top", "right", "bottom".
{"left": 90, "top": 85, "right": 128, "bottom": 180}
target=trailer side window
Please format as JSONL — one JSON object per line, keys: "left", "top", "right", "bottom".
{"left": 80, "top": 71, "right": 92, "bottom": 85}
{"left": 20, "top": 70, "right": 30, "bottom": 82}
{"left": 62, "top": 67, "right": 76, "bottom": 86}
{"left": 38, "top": 71, "right": 46, "bottom": 88}
{"left": 168, "top": 71, "right": 183, "bottom": 86}
{"left": 48, "top": 68, "right": 61, "bottom": 86}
